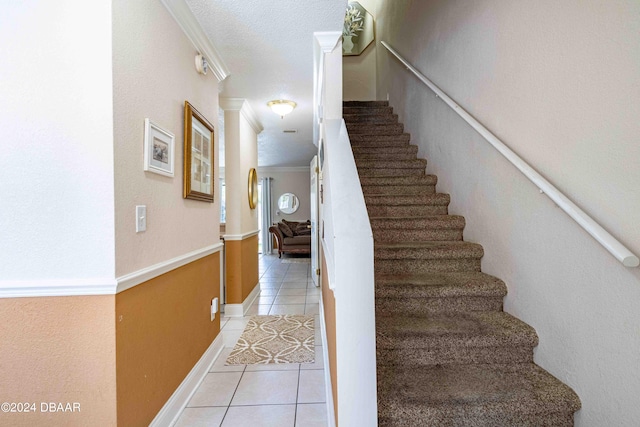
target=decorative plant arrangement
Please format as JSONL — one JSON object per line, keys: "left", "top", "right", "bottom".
{"left": 343, "top": 4, "right": 364, "bottom": 37}
{"left": 342, "top": 2, "right": 374, "bottom": 56}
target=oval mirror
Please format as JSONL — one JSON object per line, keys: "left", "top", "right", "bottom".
{"left": 248, "top": 168, "right": 258, "bottom": 209}
{"left": 278, "top": 192, "right": 299, "bottom": 214}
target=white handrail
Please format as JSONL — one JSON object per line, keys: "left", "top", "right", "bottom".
{"left": 382, "top": 40, "right": 639, "bottom": 268}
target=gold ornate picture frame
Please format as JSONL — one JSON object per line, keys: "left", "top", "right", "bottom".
{"left": 183, "top": 101, "right": 214, "bottom": 202}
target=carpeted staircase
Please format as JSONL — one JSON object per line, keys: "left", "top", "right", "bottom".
{"left": 344, "top": 100, "right": 581, "bottom": 426}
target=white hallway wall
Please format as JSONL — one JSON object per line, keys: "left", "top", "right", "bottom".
{"left": 375, "top": 1, "right": 640, "bottom": 426}
{"left": 0, "top": 0, "right": 115, "bottom": 285}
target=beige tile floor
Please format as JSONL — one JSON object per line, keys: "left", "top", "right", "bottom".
{"left": 173, "top": 254, "right": 328, "bottom": 427}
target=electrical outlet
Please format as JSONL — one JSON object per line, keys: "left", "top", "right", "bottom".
{"left": 136, "top": 205, "right": 146, "bottom": 232}
{"left": 211, "top": 297, "right": 219, "bottom": 321}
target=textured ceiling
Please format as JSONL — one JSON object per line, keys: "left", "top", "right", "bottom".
{"left": 185, "top": 0, "right": 346, "bottom": 167}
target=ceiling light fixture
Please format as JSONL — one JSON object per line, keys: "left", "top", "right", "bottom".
{"left": 267, "top": 100, "right": 297, "bottom": 118}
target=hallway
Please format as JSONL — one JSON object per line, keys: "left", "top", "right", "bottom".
{"left": 173, "top": 254, "right": 329, "bottom": 426}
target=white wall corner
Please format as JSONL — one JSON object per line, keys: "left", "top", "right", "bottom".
{"left": 160, "top": 0, "right": 230, "bottom": 81}
{"left": 224, "top": 283, "right": 260, "bottom": 317}
{"left": 219, "top": 98, "right": 263, "bottom": 134}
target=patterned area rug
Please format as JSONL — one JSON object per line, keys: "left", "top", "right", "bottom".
{"left": 225, "top": 315, "right": 315, "bottom": 365}
{"left": 281, "top": 258, "right": 311, "bottom": 264}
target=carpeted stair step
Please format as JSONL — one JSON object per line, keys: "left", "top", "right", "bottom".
{"left": 375, "top": 272, "right": 506, "bottom": 315}
{"left": 366, "top": 194, "right": 450, "bottom": 217}
{"left": 352, "top": 145, "right": 419, "bottom": 160}
{"left": 352, "top": 144, "right": 418, "bottom": 155}
{"left": 347, "top": 123, "right": 404, "bottom": 135}
{"left": 376, "top": 312, "right": 538, "bottom": 366}
{"left": 358, "top": 168, "right": 424, "bottom": 178}
{"left": 356, "top": 158, "right": 426, "bottom": 170}
{"left": 356, "top": 159, "right": 427, "bottom": 177}
{"left": 360, "top": 175, "right": 437, "bottom": 195}
{"left": 377, "top": 363, "right": 581, "bottom": 427}
{"left": 343, "top": 113, "right": 398, "bottom": 124}
{"left": 365, "top": 192, "right": 447, "bottom": 207}
{"left": 363, "top": 184, "right": 436, "bottom": 195}
{"left": 349, "top": 133, "right": 411, "bottom": 146}
{"left": 370, "top": 215, "right": 465, "bottom": 242}
{"left": 375, "top": 241, "right": 483, "bottom": 274}
{"left": 343, "top": 106, "right": 393, "bottom": 115}
{"left": 343, "top": 100, "right": 389, "bottom": 107}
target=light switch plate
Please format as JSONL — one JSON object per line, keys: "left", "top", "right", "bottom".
{"left": 136, "top": 205, "right": 146, "bottom": 232}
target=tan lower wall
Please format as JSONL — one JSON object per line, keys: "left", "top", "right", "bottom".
{"left": 116, "top": 252, "right": 220, "bottom": 426}
{"left": 225, "top": 235, "right": 259, "bottom": 304}
{"left": 321, "top": 250, "right": 338, "bottom": 425}
{"left": 0, "top": 295, "right": 117, "bottom": 427}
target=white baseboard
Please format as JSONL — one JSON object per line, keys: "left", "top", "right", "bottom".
{"left": 319, "top": 295, "right": 336, "bottom": 427}
{"left": 224, "top": 283, "right": 260, "bottom": 317}
{"left": 150, "top": 334, "right": 224, "bottom": 427}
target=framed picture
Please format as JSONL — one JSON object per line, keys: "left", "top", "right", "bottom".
{"left": 184, "top": 101, "right": 215, "bottom": 202}
{"left": 144, "top": 119, "right": 175, "bottom": 177}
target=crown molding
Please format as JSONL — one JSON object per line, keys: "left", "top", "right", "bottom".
{"left": 220, "top": 98, "right": 263, "bottom": 134}
{"left": 314, "top": 31, "right": 342, "bottom": 53}
{"left": 241, "top": 102, "right": 263, "bottom": 134}
{"left": 219, "top": 98, "right": 245, "bottom": 110}
{"left": 160, "top": 0, "right": 230, "bottom": 82}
